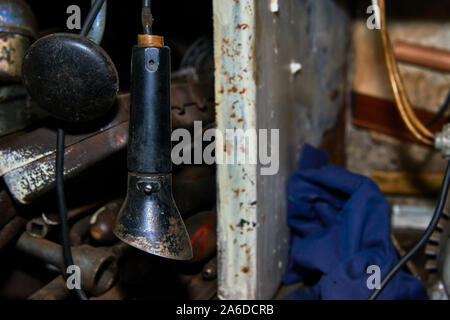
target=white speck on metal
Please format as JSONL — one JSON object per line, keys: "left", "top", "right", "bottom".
{"left": 270, "top": 0, "right": 279, "bottom": 13}
{"left": 289, "top": 61, "right": 302, "bottom": 75}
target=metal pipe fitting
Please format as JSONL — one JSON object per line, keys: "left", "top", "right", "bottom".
{"left": 16, "top": 233, "right": 118, "bottom": 296}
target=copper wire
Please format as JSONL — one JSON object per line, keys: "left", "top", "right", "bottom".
{"left": 378, "top": 0, "right": 434, "bottom": 145}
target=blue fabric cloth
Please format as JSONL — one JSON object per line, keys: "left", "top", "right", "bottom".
{"left": 284, "top": 144, "right": 427, "bottom": 300}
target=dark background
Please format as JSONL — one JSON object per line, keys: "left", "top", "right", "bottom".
{"left": 26, "top": 0, "right": 213, "bottom": 90}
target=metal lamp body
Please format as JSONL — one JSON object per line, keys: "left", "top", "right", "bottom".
{"left": 114, "top": 43, "right": 193, "bottom": 261}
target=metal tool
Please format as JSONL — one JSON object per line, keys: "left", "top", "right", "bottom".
{"left": 114, "top": 3, "right": 193, "bottom": 260}
{"left": 26, "top": 202, "right": 102, "bottom": 239}
{"left": 16, "top": 233, "right": 118, "bottom": 296}
{"left": 28, "top": 276, "right": 69, "bottom": 301}
{"left": 90, "top": 199, "right": 123, "bottom": 244}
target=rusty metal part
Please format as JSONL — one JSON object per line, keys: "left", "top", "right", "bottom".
{"left": 26, "top": 217, "right": 49, "bottom": 239}
{"left": 0, "top": 189, "right": 16, "bottom": 228}
{"left": 0, "top": 34, "right": 30, "bottom": 83}
{"left": 0, "top": 0, "right": 38, "bottom": 39}
{"left": 102, "top": 241, "right": 131, "bottom": 258}
{"left": 178, "top": 259, "right": 217, "bottom": 300}
{"left": 0, "top": 86, "right": 46, "bottom": 138}
{"left": 202, "top": 256, "right": 217, "bottom": 280}
{"left": 352, "top": 93, "right": 445, "bottom": 146}
{"left": 16, "top": 233, "right": 118, "bottom": 296}
{"left": 69, "top": 215, "right": 92, "bottom": 246}
{"left": 3, "top": 121, "right": 129, "bottom": 204}
{"left": 0, "top": 93, "right": 129, "bottom": 177}
{"left": 171, "top": 82, "right": 215, "bottom": 131}
{"left": 0, "top": 0, "right": 38, "bottom": 82}
{"left": 89, "top": 198, "right": 123, "bottom": 243}
{"left": 425, "top": 209, "right": 450, "bottom": 298}
{"left": 28, "top": 275, "right": 69, "bottom": 300}
{"left": 90, "top": 283, "right": 126, "bottom": 300}
{"left": 25, "top": 202, "right": 102, "bottom": 239}
{"left": 43, "top": 201, "right": 103, "bottom": 226}
{"left": 186, "top": 211, "right": 217, "bottom": 263}
{"left": 0, "top": 86, "right": 216, "bottom": 204}
{"left": 394, "top": 41, "right": 450, "bottom": 73}
{"left": 0, "top": 215, "right": 26, "bottom": 250}
{"left": 173, "top": 165, "right": 216, "bottom": 217}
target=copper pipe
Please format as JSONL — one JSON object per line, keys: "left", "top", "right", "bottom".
{"left": 378, "top": 0, "right": 434, "bottom": 145}
{"left": 394, "top": 41, "right": 450, "bottom": 73}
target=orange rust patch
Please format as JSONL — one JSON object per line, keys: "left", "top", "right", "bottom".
{"left": 228, "top": 86, "right": 238, "bottom": 93}
{"left": 230, "top": 112, "right": 236, "bottom": 118}
{"left": 229, "top": 224, "right": 235, "bottom": 231}
{"left": 233, "top": 188, "right": 240, "bottom": 197}
{"left": 242, "top": 267, "right": 249, "bottom": 274}
{"left": 236, "top": 23, "right": 249, "bottom": 30}
{"left": 237, "top": 118, "right": 243, "bottom": 123}
{"left": 239, "top": 88, "right": 247, "bottom": 94}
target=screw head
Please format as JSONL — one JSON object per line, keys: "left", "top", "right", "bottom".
{"left": 143, "top": 184, "right": 153, "bottom": 195}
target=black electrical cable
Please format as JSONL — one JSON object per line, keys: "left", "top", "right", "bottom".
{"left": 368, "top": 159, "right": 450, "bottom": 300}
{"left": 56, "top": 0, "right": 107, "bottom": 301}
{"left": 56, "top": 129, "right": 88, "bottom": 300}
{"left": 425, "top": 90, "right": 450, "bottom": 127}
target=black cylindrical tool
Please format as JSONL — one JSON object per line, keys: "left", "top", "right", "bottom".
{"left": 128, "top": 44, "right": 171, "bottom": 173}
{"left": 114, "top": 34, "right": 193, "bottom": 261}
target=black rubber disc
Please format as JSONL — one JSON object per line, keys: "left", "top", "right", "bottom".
{"left": 22, "top": 33, "right": 119, "bottom": 123}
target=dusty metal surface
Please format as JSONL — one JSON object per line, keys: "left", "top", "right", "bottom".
{"left": 0, "top": 0, "right": 37, "bottom": 82}
{"left": 0, "top": 34, "right": 30, "bottom": 82}
{"left": 213, "top": 0, "right": 259, "bottom": 300}
{"left": 0, "top": 84, "right": 216, "bottom": 204}
{"left": 114, "top": 173, "right": 193, "bottom": 261}
{"left": 3, "top": 121, "right": 128, "bottom": 204}
{"left": 214, "top": 0, "right": 351, "bottom": 299}
{"left": 0, "top": 93, "right": 130, "bottom": 178}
